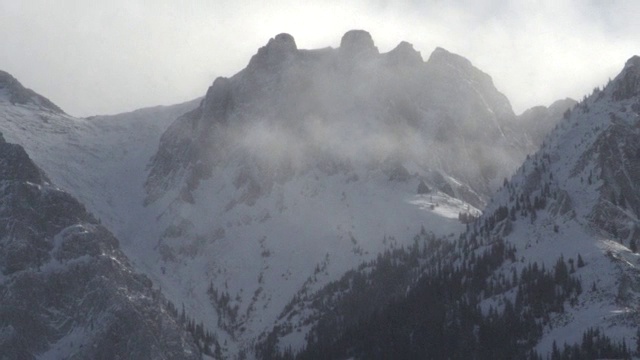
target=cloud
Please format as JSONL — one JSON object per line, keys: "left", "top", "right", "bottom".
{"left": 0, "top": 0, "right": 638, "bottom": 116}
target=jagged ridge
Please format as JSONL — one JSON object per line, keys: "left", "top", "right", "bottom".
{"left": 145, "top": 30, "right": 526, "bottom": 208}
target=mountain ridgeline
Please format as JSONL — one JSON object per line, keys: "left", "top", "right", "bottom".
{"left": 145, "top": 30, "right": 540, "bottom": 209}
{"left": 2, "top": 29, "right": 624, "bottom": 360}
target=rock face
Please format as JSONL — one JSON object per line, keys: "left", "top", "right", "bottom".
{"left": 0, "top": 132, "right": 49, "bottom": 184}
{"left": 612, "top": 55, "right": 640, "bottom": 101}
{"left": 385, "top": 41, "right": 423, "bottom": 67}
{"left": 0, "top": 133, "right": 200, "bottom": 359}
{"left": 517, "top": 98, "right": 577, "bottom": 150}
{"left": 0, "top": 70, "right": 64, "bottom": 113}
{"left": 145, "top": 30, "right": 527, "bottom": 207}
{"left": 339, "top": 29, "right": 379, "bottom": 59}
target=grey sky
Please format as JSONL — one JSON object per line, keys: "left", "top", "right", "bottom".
{"left": 1, "top": 0, "right": 638, "bottom": 117}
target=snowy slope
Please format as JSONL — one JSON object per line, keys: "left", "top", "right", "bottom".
{"left": 0, "top": 132, "right": 201, "bottom": 359}
{"left": 0, "top": 30, "right": 570, "bottom": 358}
{"left": 0, "top": 65, "right": 479, "bottom": 357}
{"left": 271, "top": 57, "right": 640, "bottom": 360}
{"left": 476, "top": 55, "right": 640, "bottom": 353}
{"left": 0, "top": 92, "right": 199, "bottom": 239}
{"left": 135, "top": 31, "right": 534, "bottom": 356}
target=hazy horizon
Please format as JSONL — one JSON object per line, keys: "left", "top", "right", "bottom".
{"left": 1, "top": 0, "right": 638, "bottom": 117}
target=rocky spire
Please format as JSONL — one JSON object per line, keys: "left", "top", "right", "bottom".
{"left": 247, "top": 33, "right": 298, "bottom": 71}
{"left": 386, "top": 41, "right": 423, "bottom": 67}
{"left": 339, "top": 30, "right": 379, "bottom": 59}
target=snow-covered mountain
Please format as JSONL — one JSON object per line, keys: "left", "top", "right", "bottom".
{"left": 0, "top": 73, "right": 200, "bottom": 237}
{"left": 137, "top": 30, "right": 544, "bottom": 355}
{"left": 517, "top": 97, "right": 577, "bottom": 152}
{"left": 279, "top": 56, "right": 640, "bottom": 359}
{"left": 146, "top": 30, "right": 526, "bottom": 208}
{"left": 0, "top": 30, "right": 591, "bottom": 359}
{"left": 493, "top": 55, "right": 640, "bottom": 353}
{"left": 0, "top": 132, "right": 201, "bottom": 359}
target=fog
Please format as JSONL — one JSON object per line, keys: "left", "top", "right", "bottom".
{"left": 144, "top": 34, "right": 532, "bottom": 209}
{"left": 1, "top": 1, "right": 639, "bottom": 117}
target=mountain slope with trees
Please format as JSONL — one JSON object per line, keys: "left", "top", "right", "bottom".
{"left": 263, "top": 56, "right": 640, "bottom": 359}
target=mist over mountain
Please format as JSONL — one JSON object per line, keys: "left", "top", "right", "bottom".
{"left": 0, "top": 29, "right": 633, "bottom": 359}
{"left": 517, "top": 98, "right": 578, "bottom": 150}
{"left": 146, "top": 30, "right": 529, "bottom": 209}
{"left": 274, "top": 55, "right": 640, "bottom": 359}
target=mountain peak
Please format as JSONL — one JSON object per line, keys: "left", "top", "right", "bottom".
{"left": 247, "top": 33, "right": 298, "bottom": 71}
{"left": 611, "top": 54, "right": 640, "bottom": 101}
{"left": 339, "top": 30, "right": 378, "bottom": 58}
{"left": 423, "top": 46, "right": 515, "bottom": 126}
{"left": 0, "top": 70, "right": 64, "bottom": 113}
{"left": 267, "top": 33, "right": 297, "bottom": 52}
{"left": 147, "top": 30, "right": 523, "bottom": 206}
{"left": 386, "top": 41, "right": 423, "bottom": 66}
{"left": 431, "top": 46, "right": 449, "bottom": 55}
{"left": 623, "top": 55, "right": 640, "bottom": 70}
{"left": 427, "top": 47, "right": 473, "bottom": 70}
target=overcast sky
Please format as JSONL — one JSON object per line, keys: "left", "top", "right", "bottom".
{"left": 1, "top": 1, "right": 638, "bottom": 117}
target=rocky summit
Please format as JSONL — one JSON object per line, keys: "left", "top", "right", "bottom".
{"left": 146, "top": 30, "right": 527, "bottom": 208}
